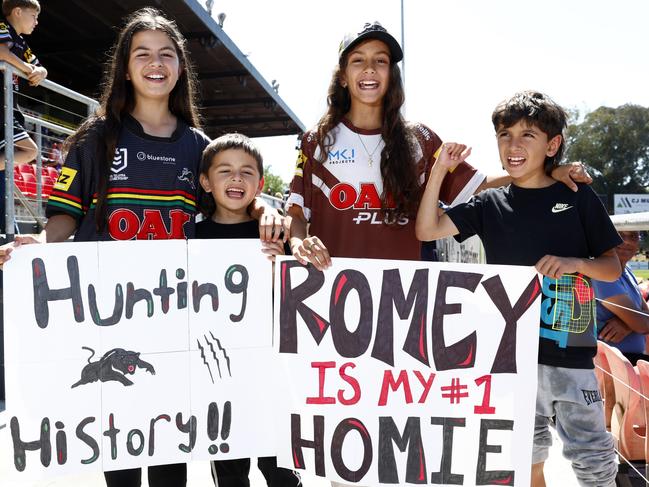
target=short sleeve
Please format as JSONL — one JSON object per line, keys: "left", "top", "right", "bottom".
{"left": 286, "top": 131, "right": 315, "bottom": 221}
{"left": 577, "top": 184, "right": 622, "bottom": 257}
{"left": 0, "top": 22, "right": 11, "bottom": 44}
{"left": 445, "top": 194, "right": 485, "bottom": 243}
{"left": 592, "top": 278, "right": 625, "bottom": 301}
{"left": 413, "top": 123, "right": 485, "bottom": 206}
{"left": 46, "top": 131, "right": 98, "bottom": 220}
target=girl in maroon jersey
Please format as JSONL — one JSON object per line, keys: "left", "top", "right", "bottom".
{"left": 287, "top": 21, "right": 590, "bottom": 271}
{"left": 285, "top": 22, "right": 592, "bottom": 487}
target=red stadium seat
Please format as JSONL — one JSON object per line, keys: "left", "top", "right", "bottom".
{"left": 17, "top": 163, "right": 35, "bottom": 175}
{"left": 595, "top": 341, "right": 615, "bottom": 430}
{"left": 41, "top": 176, "right": 55, "bottom": 197}
{"left": 46, "top": 166, "right": 59, "bottom": 180}
{"left": 21, "top": 172, "right": 37, "bottom": 196}
{"left": 636, "top": 360, "right": 649, "bottom": 465}
{"left": 14, "top": 171, "right": 26, "bottom": 193}
{"left": 602, "top": 342, "right": 646, "bottom": 461}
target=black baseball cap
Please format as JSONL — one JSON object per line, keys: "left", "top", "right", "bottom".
{"left": 338, "top": 21, "right": 403, "bottom": 63}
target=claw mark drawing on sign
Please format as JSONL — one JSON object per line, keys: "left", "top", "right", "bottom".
{"left": 197, "top": 332, "right": 232, "bottom": 383}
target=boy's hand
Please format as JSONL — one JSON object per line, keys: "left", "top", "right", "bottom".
{"left": 435, "top": 143, "right": 471, "bottom": 172}
{"left": 258, "top": 209, "right": 285, "bottom": 242}
{"left": 0, "top": 234, "right": 43, "bottom": 268}
{"left": 534, "top": 254, "right": 580, "bottom": 279}
{"left": 598, "top": 316, "right": 632, "bottom": 343}
{"left": 28, "top": 66, "right": 48, "bottom": 87}
{"left": 290, "top": 236, "right": 331, "bottom": 271}
{"left": 261, "top": 240, "right": 285, "bottom": 262}
{"left": 550, "top": 161, "right": 592, "bottom": 192}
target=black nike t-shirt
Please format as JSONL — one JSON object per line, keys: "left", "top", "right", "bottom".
{"left": 195, "top": 219, "right": 291, "bottom": 255}
{"left": 446, "top": 182, "right": 622, "bottom": 369}
{"left": 195, "top": 219, "right": 260, "bottom": 239}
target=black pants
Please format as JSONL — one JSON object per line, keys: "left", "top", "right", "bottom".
{"left": 0, "top": 268, "right": 4, "bottom": 405}
{"left": 104, "top": 463, "right": 186, "bottom": 487}
{"left": 212, "top": 457, "right": 301, "bottom": 487}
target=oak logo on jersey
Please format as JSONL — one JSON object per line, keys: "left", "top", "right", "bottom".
{"left": 111, "top": 148, "right": 128, "bottom": 173}
{"left": 108, "top": 208, "right": 191, "bottom": 240}
{"left": 328, "top": 183, "right": 408, "bottom": 226}
{"left": 329, "top": 182, "right": 383, "bottom": 210}
{"left": 53, "top": 167, "right": 78, "bottom": 192}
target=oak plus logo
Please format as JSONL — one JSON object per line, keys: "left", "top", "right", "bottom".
{"left": 112, "top": 148, "right": 128, "bottom": 173}
{"left": 328, "top": 182, "right": 409, "bottom": 226}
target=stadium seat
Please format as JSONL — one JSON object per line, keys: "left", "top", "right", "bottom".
{"left": 602, "top": 342, "right": 646, "bottom": 461}
{"left": 636, "top": 360, "right": 649, "bottom": 465}
{"left": 46, "top": 166, "right": 59, "bottom": 180}
{"left": 14, "top": 171, "right": 26, "bottom": 194}
{"left": 17, "top": 163, "right": 35, "bottom": 175}
{"left": 41, "top": 176, "right": 55, "bottom": 197}
{"left": 595, "top": 341, "right": 615, "bottom": 430}
{"left": 20, "top": 172, "right": 37, "bottom": 196}
{"left": 13, "top": 170, "right": 24, "bottom": 185}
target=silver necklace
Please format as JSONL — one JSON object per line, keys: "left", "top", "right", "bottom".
{"left": 356, "top": 132, "right": 383, "bottom": 167}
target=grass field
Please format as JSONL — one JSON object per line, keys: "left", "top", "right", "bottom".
{"left": 634, "top": 269, "right": 649, "bottom": 280}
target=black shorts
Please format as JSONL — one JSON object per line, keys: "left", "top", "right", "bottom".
{"left": 0, "top": 106, "right": 29, "bottom": 150}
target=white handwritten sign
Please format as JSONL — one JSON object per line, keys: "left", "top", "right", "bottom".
{"left": 274, "top": 257, "right": 541, "bottom": 486}
{"left": 2, "top": 240, "right": 277, "bottom": 479}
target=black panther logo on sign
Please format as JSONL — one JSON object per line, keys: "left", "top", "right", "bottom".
{"left": 71, "top": 346, "right": 155, "bottom": 388}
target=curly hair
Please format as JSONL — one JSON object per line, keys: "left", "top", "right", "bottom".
{"left": 492, "top": 90, "right": 567, "bottom": 174}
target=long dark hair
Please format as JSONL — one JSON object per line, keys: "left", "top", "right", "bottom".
{"left": 315, "top": 49, "right": 419, "bottom": 220}
{"left": 64, "top": 7, "right": 201, "bottom": 231}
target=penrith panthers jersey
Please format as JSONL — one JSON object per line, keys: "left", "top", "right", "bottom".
{"left": 46, "top": 116, "right": 210, "bottom": 241}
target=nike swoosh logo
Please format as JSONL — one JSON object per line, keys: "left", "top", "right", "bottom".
{"left": 551, "top": 206, "right": 573, "bottom": 213}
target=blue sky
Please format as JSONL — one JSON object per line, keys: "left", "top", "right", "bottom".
{"left": 205, "top": 0, "right": 649, "bottom": 183}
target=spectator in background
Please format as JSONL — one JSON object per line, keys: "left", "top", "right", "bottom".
{"left": 593, "top": 231, "right": 649, "bottom": 365}
{"left": 50, "top": 141, "right": 62, "bottom": 170}
{"left": 0, "top": 0, "right": 46, "bottom": 233}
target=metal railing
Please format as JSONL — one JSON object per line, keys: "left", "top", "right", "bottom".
{"left": 2, "top": 61, "right": 98, "bottom": 238}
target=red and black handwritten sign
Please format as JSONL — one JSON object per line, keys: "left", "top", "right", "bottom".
{"left": 274, "top": 257, "right": 542, "bottom": 486}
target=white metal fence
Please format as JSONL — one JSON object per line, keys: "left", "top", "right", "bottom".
{"left": 2, "top": 62, "right": 98, "bottom": 237}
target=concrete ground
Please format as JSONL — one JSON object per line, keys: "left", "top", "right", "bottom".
{"left": 0, "top": 404, "right": 581, "bottom": 487}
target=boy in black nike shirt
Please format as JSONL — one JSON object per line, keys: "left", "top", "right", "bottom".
{"left": 196, "top": 133, "right": 299, "bottom": 487}
{"left": 416, "top": 91, "right": 621, "bottom": 487}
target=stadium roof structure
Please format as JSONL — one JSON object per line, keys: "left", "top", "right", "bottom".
{"left": 30, "top": 0, "right": 305, "bottom": 138}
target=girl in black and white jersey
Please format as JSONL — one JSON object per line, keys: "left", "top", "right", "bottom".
{"left": 0, "top": 7, "right": 281, "bottom": 487}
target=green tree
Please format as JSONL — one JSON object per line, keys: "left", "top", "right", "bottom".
{"left": 263, "top": 166, "right": 287, "bottom": 196}
{"left": 566, "top": 104, "right": 649, "bottom": 210}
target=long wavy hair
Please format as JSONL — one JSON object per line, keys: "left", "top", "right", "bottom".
{"left": 64, "top": 7, "right": 201, "bottom": 231}
{"left": 315, "top": 46, "right": 419, "bottom": 220}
